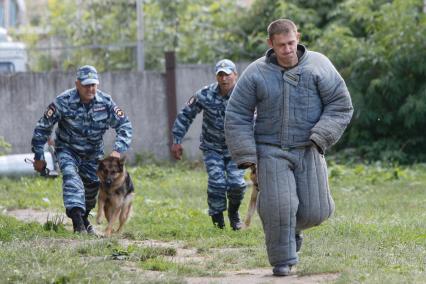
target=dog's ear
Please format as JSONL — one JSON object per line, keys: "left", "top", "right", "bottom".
{"left": 117, "top": 156, "right": 126, "bottom": 172}
{"left": 97, "top": 159, "right": 104, "bottom": 170}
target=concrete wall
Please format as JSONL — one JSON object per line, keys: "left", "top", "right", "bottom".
{"left": 175, "top": 64, "right": 213, "bottom": 161}
{"left": 0, "top": 62, "right": 249, "bottom": 161}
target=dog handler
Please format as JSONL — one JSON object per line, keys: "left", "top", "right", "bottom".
{"left": 171, "top": 59, "right": 246, "bottom": 230}
{"left": 31, "top": 65, "right": 133, "bottom": 234}
{"left": 224, "top": 19, "right": 353, "bottom": 275}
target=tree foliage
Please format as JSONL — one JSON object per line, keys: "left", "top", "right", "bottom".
{"left": 144, "top": 0, "right": 243, "bottom": 69}
{"left": 18, "top": 0, "right": 245, "bottom": 71}
{"left": 0, "top": 136, "right": 11, "bottom": 155}
{"left": 238, "top": 0, "right": 426, "bottom": 163}
{"left": 326, "top": 0, "right": 426, "bottom": 162}
{"left": 44, "top": 0, "right": 138, "bottom": 71}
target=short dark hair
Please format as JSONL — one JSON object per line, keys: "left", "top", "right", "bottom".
{"left": 267, "top": 19, "right": 298, "bottom": 39}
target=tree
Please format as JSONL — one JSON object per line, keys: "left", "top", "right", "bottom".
{"left": 17, "top": 0, "right": 244, "bottom": 71}
{"left": 144, "top": 0, "right": 245, "bottom": 68}
{"left": 315, "top": 0, "right": 426, "bottom": 162}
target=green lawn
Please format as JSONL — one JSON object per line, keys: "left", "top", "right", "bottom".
{"left": 0, "top": 162, "right": 425, "bottom": 283}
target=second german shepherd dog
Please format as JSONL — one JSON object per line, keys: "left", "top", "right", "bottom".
{"left": 242, "top": 165, "right": 259, "bottom": 229}
{"left": 96, "top": 156, "right": 134, "bottom": 236}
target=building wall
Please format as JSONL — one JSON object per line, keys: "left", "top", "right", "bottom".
{"left": 0, "top": 0, "right": 25, "bottom": 28}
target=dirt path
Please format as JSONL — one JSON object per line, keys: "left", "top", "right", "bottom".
{"left": 4, "top": 208, "right": 339, "bottom": 284}
{"left": 186, "top": 271, "right": 339, "bottom": 284}
{"left": 4, "top": 208, "right": 69, "bottom": 225}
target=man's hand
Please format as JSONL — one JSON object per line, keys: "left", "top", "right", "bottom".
{"left": 110, "top": 151, "right": 121, "bottom": 158}
{"left": 33, "top": 160, "right": 47, "bottom": 173}
{"left": 171, "top": 144, "right": 183, "bottom": 160}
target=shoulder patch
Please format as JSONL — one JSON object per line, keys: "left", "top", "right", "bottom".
{"left": 114, "top": 106, "right": 125, "bottom": 118}
{"left": 44, "top": 103, "right": 56, "bottom": 119}
{"left": 186, "top": 96, "right": 197, "bottom": 106}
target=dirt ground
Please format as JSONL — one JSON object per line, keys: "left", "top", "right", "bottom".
{"left": 4, "top": 208, "right": 339, "bottom": 284}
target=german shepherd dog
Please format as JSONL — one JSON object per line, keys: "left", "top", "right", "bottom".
{"left": 96, "top": 156, "right": 134, "bottom": 236}
{"left": 242, "top": 165, "right": 259, "bottom": 229}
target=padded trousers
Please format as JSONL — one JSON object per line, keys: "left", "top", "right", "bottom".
{"left": 256, "top": 144, "right": 334, "bottom": 266}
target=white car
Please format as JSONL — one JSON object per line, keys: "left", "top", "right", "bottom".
{"left": 0, "top": 27, "right": 27, "bottom": 73}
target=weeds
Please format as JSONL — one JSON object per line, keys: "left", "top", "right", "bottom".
{"left": 43, "top": 213, "right": 65, "bottom": 232}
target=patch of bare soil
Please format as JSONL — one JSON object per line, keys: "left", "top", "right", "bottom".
{"left": 186, "top": 270, "right": 339, "bottom": 284}
{"left": 3, "top": 208, "right": 69, "bottom": 225}
{"left": 4, "top": 208, "right": 340, "bottom": 283}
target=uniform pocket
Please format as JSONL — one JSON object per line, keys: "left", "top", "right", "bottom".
{"left": 91, "top": 111, "right": 109, "bottom": 130}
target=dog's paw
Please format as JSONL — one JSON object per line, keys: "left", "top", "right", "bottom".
{"left": 242, "top": 220, "right": 251, "bottom": 229}
{"left": 104, "top": 229, "right": 113, "bottom": 237}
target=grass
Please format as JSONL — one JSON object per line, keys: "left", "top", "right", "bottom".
{"left": 0, "top": 161, "right": 426, "bottom": 283}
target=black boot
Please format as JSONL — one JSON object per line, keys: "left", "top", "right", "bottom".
{"left": 273, "top": 264, "right": 291, "bottom": 276}
{"left": 296, "top": 232, "right": 304, "bottom": 252}
{"left": 211, "top": 212, "right": 225, "bottom": 229}
{"left": 82, "top": 211, "right": 96, "bottom": 235}
{"left": 228, "top": 202, "right": 243, "bottom": 231}
{"left": 68, "top": 207, "right": 87, "bottom": 233}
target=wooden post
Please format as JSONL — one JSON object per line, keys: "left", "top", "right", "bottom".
{"left": 165, "top": 51, "right": 177, "bottom": 156}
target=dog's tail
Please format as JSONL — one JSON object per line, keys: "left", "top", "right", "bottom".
{"left": 242, "top": 166, "right": 259, "bottom": 229}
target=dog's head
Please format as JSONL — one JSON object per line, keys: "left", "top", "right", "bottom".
{"left": 97, "top": 156, "right": 126, "bottom": 188}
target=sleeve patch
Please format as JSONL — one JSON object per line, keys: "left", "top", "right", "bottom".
{"left": 44, "top": 103, "right": 56, "bottom": 119}
{"left": 114, "top": 106, "right": 125, "bottom": 118}
{"left": 186, "top": 96, "right": 197, "bottom": 106}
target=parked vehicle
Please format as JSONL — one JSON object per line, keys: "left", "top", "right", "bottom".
{"left": 0, "top": 27, "right": 27, "bottom": 73}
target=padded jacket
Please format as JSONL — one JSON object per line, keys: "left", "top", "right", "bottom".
{"left": 225, "top": 44, "right": 353, "bottom": 166}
